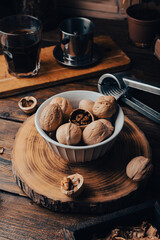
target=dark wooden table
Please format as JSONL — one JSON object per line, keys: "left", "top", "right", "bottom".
{"left": 0, "top": 18, "right": 160, "bottom": 239}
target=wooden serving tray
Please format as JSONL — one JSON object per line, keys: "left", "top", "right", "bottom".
{"left": 12, "top": 115, "right": 151, "bottom": 213}
{"left": 0, "top": 35, "right": 130, "bottom": 98}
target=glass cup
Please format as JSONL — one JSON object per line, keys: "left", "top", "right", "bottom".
{"left": 0, "top": 15, "right": 42, "bottom": 77}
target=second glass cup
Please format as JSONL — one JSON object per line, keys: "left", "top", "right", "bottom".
{"left": 0, "top": 15, "right": 42, "bottom": 77}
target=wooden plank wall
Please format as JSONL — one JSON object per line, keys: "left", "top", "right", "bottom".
{"left": 119, "top": 0, "right": 141, "bottom": 14}
{"left": 59, "top": 0, "right": 140, "bottom": 20}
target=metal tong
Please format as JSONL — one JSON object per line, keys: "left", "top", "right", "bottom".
{"left": 98, "top": 72, "right": 160, "bottom": 124}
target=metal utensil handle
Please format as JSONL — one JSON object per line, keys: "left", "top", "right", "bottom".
{"left": 123, "top": 77, "right": 160, "bottom": 95}
{"left": 122, "top": 96, "right": 160, "bottom": 124}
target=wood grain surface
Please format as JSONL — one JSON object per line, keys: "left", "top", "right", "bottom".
{"left": 12, "top": 115, "right": 150, "bottom": 213}
{"left": 0, "top": 18, "right": 160, "bottom": 239}
{"left": 0, "top": 35, "right": 130, "bottom": 98}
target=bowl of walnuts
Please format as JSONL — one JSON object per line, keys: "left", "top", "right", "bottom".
{"left": 35, "top": 90, "right": 124, "bottom": 163}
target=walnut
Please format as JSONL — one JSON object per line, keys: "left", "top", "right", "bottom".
{"left": 83, "top": 119, "right": 114, "bottom": 145}
{"left": 18, "top": 96, "right": 37, "bottom": 114}
{"left": 61, "top": 173, "right": 84, "bottom": 197}
{"left": 93, "top": 95, "right": 117, "bottom": 118}
{"left": 126, "top": 156, "right": 153, "bottom": 182}
{"left": 39, "top": 103, "right": 63, "bottom": 132}
{"left": 69, "top": 108, "right": 94, "bottom": 130}
{"left": 79, "top": 99, "right": 95, "bottom": 114}
{"left": 99, "top": 119, "right": 114, "bottom": 136}
{"left": 106, "top": 221, "right": 159, "bottom": 240}
{"left": 56, "top": 122, "right": 82, "bottom": 145}
{"left": 50, "top": 97, "right": 73, "bottom": 122}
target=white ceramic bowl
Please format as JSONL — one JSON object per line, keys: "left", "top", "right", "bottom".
{"left": 35, "top": 90, "right": 124, "bottom": 163}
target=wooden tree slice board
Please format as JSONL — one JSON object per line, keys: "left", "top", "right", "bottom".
{"left": 12, "top": 115, "right": 151, "bottom": 213}
{"left": 0, "top": 35, "right": 130, "bottom": 98}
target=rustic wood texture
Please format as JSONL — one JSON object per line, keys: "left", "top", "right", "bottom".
{"left": 12, "top": 115, "right": 150, "bottom": 213}
{"left": 59, "top": 0, "right": 118, "bottom": 14}
{"left": 59, "top": 0, "right": 127, "bottom": 19}
{"left": 119, "top": 0, "right": 140, "bottom": 14}
{"left": 0, "top": 191, "right": 95, "bottom": 240}
{"left": 0, "top": 118, "right": 25, "bottom": 196}
{"left": 61, "top": 8, "right": 126, "bottom": 20}
{"left": 0, "top": 35, "right": 130, "bottom": 98}
{"left": 0, "top": 18, "right": 160, "bottom": 239}
{"left": 59, "top": 0, "right": 119, "bottom": 21}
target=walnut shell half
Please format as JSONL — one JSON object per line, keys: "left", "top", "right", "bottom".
{"left": 69, "top": 108, "right": 94, "bottom": 130}
{"left": 18, "top": 96, "right": 37, "bottom": 114}
{"left": 126, "top": 156, "right": 153, "bottom": 182}
{"left": 61, "top": 173, "right": 84, "bottom": 197}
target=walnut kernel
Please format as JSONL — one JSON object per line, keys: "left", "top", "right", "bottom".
{"left": 70, "top": 108, "right": 94, "bottom": 129}
{"left": 18, "top": 96, "right": 37, "bottom": 114}
{"left": 61, "top": 173, "right": 84, "bottom": 197}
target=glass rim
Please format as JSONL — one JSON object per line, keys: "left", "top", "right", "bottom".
{"left": 0, "top": 14, "right": 42, "bottom": 36}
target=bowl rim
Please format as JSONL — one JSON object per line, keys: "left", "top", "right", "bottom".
{"left": 35, "top": 90, "right": 124, "bottom": 150}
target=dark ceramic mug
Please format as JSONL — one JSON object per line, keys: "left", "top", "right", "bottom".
{"left": 59, "top": 17, "right": 94, "bottom": 62}
{"left": 126, "top": 4, "right": 160, "bottom": 48}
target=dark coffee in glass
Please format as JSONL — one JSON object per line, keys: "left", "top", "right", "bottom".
{"left": 0, "top": 15, "right": 42, "bottom": 77}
